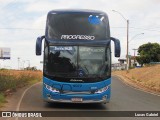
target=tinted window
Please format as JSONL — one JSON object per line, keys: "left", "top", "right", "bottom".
{"left": 47, "top": 13, "right": 109, "bottom": 40}
{"left": 45, "top": 45, "right": 110, "bottom": 78}
{"left": 47, "top": 46, "right": 77, "bottom": 75}
{"left": 79, "top": 47, "right": 105, "bottom": 75}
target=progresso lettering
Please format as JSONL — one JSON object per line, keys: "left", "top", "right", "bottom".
{"left": 61, "top": 35, "right": 95, "bottom": 40}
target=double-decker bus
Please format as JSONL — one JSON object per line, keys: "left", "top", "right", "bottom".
{"left": 36, "top": 9, "right": 120, "bottom": 104}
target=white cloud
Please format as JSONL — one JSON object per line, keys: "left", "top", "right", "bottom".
{"left": 0, "top": 0, "right": 160, "bottom": 69}
{"left": 32, "top": 15, "right": 47, "bottom": 29}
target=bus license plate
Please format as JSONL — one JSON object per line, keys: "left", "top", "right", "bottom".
{"left": 71, "top": 98, "right": 83, "bottom": 102}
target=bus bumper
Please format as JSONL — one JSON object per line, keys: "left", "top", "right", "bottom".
{"left": 43, "top": 87, "right": 110, "bottom": 104}
{"left": 44, "top": 95, "right": 109, "bottom": 104}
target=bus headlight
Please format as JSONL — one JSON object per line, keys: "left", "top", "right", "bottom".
{"left": 44, "top": 83, "right": 60, "bottom": 93}
{"left": 95, "top": 85, "right": 109, "bottom": 94}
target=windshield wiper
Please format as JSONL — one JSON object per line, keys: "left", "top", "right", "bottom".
{"left": 79, "top": 63, "right": 90, "bottom": 75}
{"left": 83, "top": 65, "right": 89, "bottom": 74}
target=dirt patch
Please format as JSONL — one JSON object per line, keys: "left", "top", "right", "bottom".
{"left": 113, "top": 65, "right": 160, "bottom": 95}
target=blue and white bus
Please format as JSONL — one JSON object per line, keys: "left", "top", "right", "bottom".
{"left": 36, "top": 9, "right": 120, "bottom": 104}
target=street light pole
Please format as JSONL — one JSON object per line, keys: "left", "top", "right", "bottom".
{"left": 126, "top": 20, "right": 129, "bottom": 70}
{"left": 17, "top": 57, "right": 20, "bottom": 70}
{"left": 112, "top": 10, "right": 129, "bottom": 70}
{"left": 129, "top": 33, "right": 144, "bottom": 42}
{"left": 129, "top": 33, "right": 144, "bottom": 67}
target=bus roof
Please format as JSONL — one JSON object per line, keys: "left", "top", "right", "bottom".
{"left": 48, "top": 9, "right": 107, "bottom": 16}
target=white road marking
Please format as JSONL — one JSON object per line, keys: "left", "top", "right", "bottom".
{"left": 14, "top": 82, "right": 42, "bottom": 120}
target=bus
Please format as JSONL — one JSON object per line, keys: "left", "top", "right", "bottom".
{"left": 36, "top": 9, "right": 120, "bottom": 104}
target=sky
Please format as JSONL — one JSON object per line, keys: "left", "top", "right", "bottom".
{"left": 0, "top": 0, "right": 160, "bottom": 70}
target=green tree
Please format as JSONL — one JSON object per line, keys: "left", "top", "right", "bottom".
{"left": 136, "top": 42, "right": 160, "bottom": 66}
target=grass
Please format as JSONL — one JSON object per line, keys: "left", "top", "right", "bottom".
{"left": 131, "top": 76, "right": 135, "bottom": 80}
{"left": 113, "top": 64, "right": 160, "bottom": 93}
{"left": 0, "top": 69, "right": 42, "bottom": 107}
{"left": 0, "top": 93, "right": 6, "bottom": 107}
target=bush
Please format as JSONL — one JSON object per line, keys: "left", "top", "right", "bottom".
{"left": 0, "top": 93, "right": 6, "bottom": 107}
{"left": 0, "top": 70, "right": 42, "bottom": 93}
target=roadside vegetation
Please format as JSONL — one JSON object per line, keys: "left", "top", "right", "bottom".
{"left": 114, "top": 42, "right": 160, "bottom": 94}
{"left": 136, "top": 42, "right": 160, "bottom": 66}
{"left": 113, "top": 64, "right": 160, "bottom": 94}
{"left": 0, "top": 69, "right": 42, "bottom": 107}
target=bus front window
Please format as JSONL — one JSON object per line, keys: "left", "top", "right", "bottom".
{"left": 46, "top": 45, "right": 110, "bottom": 81}
{"left": 48, "top": 46, "right": 77, "bottom": 76}
{"left": 78, "top": 46, "right": 109, "bottom": 77}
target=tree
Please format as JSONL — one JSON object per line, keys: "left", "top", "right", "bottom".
{"left": 136, "top": 42, "right": 160, "bottom": 66}
{"left": 24, "top": 66, "right": 37, "bottom": 71}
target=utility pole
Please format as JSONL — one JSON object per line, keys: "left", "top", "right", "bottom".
{"left": 132, "top": 49, "right": 138, "bottom": 67}
{"left": 17, "top": 57, "right": 20, "bottom": 70}
{"left": 26, "top": 60, "right": 30, "bottom": 68}
{"left": 129, "top": 33, "right": 144, "bottom": 67}
{"left": 126, "top": 20, "right": 129, "bottom": 70}
{"left": 22, "top": 60, "right": 25, "bottom": 70}
{"left": 112, "top": 10, "right": 129, "bottom": 70}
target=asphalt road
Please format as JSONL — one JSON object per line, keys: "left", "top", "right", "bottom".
{"left": 15, "top": 76, "right": 160, "bottom": 120}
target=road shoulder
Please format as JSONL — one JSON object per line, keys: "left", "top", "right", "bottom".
{"left": 113, "top": 74, "right": 160, "bottom": 96}
{"left": 0, "top": 82, "right": 42, "bottom": 111}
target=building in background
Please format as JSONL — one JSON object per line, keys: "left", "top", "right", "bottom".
{"left": 112, "top": 58, "right": 127, "bottom": 70}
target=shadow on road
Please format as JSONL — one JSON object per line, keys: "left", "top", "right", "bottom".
{"left": 44, "top": 102, "right": 108, "bottom": 110}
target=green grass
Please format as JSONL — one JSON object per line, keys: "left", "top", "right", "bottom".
{"left": 0, "top": 93, "right": 6, "bottom": 107}
{"left": 0, "top": 75, "right": 16, "bottom": 92}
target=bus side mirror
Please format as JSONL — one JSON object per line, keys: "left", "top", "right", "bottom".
{"left": 110, "top": 37, "right": 121, "bottom": 57}
{"left": 36, "top": 36, "right": 45, "bottom": 55}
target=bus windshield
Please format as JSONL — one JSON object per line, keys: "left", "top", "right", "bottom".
{"left": 46, "top": 46, "right": 110, "bottom": 79}
{"left": 46, "top": 13, "right": 109, "bottom": 40}
{"left": 47, "top": 46, "right": 77, "bottom": 76}
{"left": 79, "top": 46, "right": 105, "bottom": 75}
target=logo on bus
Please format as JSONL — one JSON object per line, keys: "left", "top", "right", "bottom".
{"left": 61, "top": 35, "right": 95, "bottom": 40}
{"left": 88, "top": 15, "right": 100, "bottom": 25}
{"left": 70, "top": 79, "right": 84, "bottom": 82}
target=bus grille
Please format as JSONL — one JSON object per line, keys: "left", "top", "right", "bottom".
{"left": 62, "top": 91, "right": 91, "bottom": 95}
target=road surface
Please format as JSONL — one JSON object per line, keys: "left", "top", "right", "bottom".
{"left": 8, "top": 76, "right": 160, "bottom": 120}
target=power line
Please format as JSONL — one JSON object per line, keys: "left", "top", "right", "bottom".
{"left": 0, "top": 26, "right": 159, "bottom": 32}
{"left": 130, "top": 27, "right": 160, "bottom": 32}
{"left": 111, "top": 26, "right": 160, "bottom": 32}
{"left": 0, "top": 27, "right": 44, "bottom": 30}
